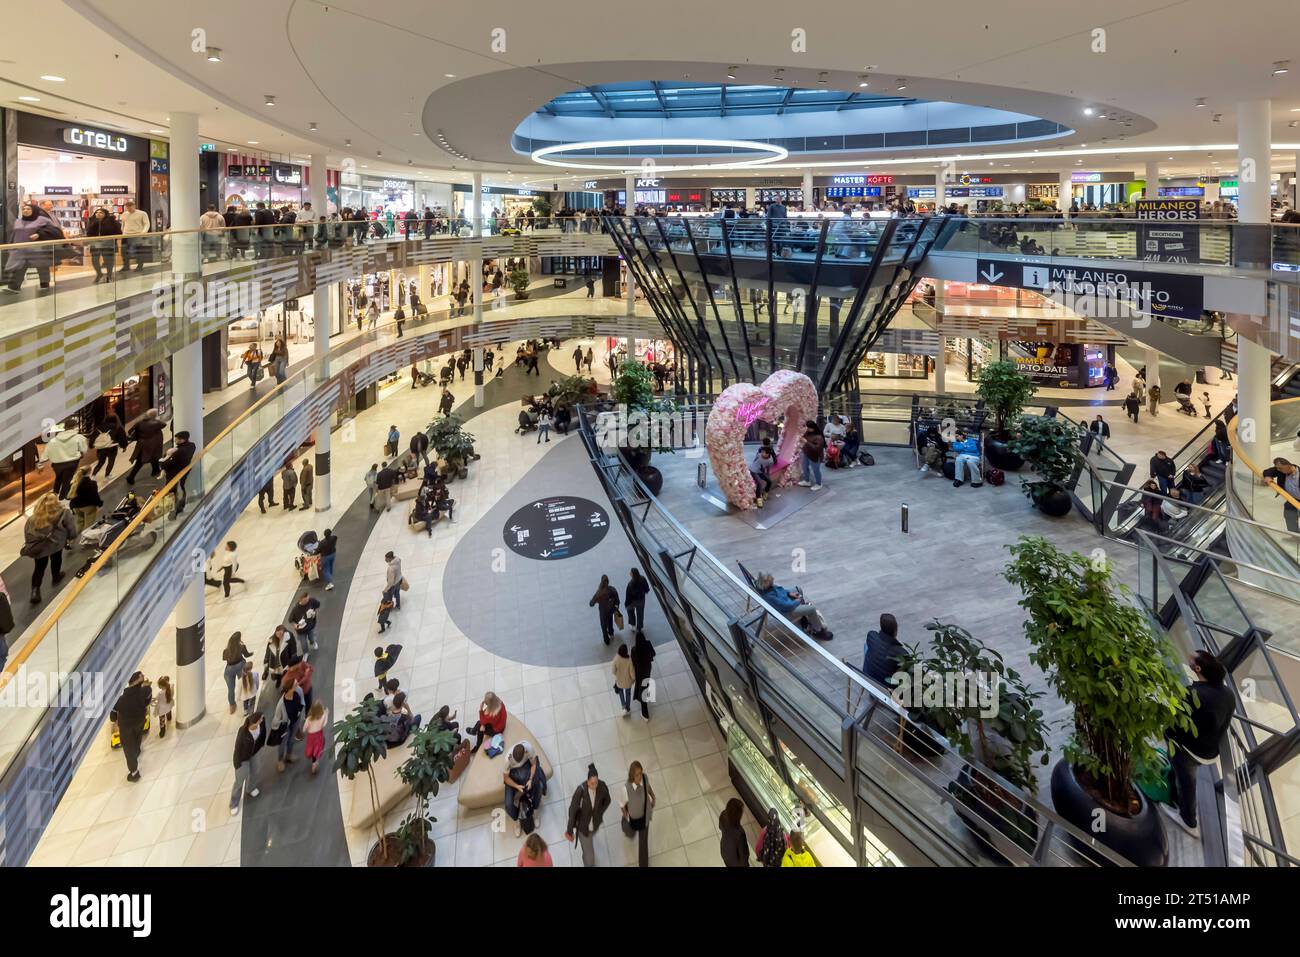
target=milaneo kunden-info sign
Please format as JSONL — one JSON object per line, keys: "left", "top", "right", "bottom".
{"left": 975, "top": 259, "right": 1203, "bottom": 321}
{"left": 1134, "top": 197, "right": 1202, "bottom": 263}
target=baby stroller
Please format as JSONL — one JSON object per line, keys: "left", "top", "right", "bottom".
{"left": 413, "top": 367, "right": 435, "bottom": 388}
{"left": 1175, "top": 394, "right": 1200, "bottom": 417}
{"left": 76, "top": 492, "right": 160, "bottom": 574}
{"left": 515, "top": 409, "right": 537, "bottom": 435}
{"left": 295, "top": 530, "right": 322, "bottom": 582}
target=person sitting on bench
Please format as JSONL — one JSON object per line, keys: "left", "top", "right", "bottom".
{"left": 951, "top": 431, "right": 982, "bottom": 488}
{"left": 754, "top": 571, "right": 833, "bottom": 641}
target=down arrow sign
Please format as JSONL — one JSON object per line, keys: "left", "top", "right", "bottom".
{"left": 979, "top": 265, "right": 1004, "bottom": 283}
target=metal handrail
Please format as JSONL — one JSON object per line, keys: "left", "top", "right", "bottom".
{"left": 1227, "top": 400, "right": 1300, "bottom": 512}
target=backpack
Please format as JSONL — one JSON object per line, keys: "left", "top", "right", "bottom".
{"left": 758, "top": 822, "right": 786, "bottom": 868}
{"left": 987, "top": 467, "right": 1005, "bottom": 487}
{"left": 858, "top": 451, "right": 875, "bottom": 467}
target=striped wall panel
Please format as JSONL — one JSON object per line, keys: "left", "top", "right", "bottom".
{"left": 0, "top": 232, "right": 618, "bottom": 463}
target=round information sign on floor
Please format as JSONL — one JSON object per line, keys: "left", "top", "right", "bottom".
{"left": 503, "top": 496, "right": 610, "bottom": 560}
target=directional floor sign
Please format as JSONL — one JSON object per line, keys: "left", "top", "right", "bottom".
{"left": 975, "top": 259, "right": 1203, "bottom": 321}
{"left": 504, "top": 496, "right": 610, "bottom": 561}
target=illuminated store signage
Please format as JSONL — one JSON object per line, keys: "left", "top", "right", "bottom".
{"left": 946, "top": 186, "right": 1004, "bottom": 198}
{"left": 831, "top": 174, "right": 893, "bottom": 185}
{"left": 1071, "top": 171, "right": 1103, "bottom": 183}
{"left": 958, "top": 174, "right": 995, "bottom": 185}
{"left": 272, "top": 164, "right": 302, "bottom": 186}
{"left": 583, "top": 180, "right": 599, "bottom": 189}
{"left": 44, "top": 186, "right": 73, "bottom": 194}
{"left": 63, "top": 126, "right": 128, "bottom": 153}
{"left": 635, "top": 178, "right": 660, "bottom": 188}
{"left": 907, "top": 187, "right": 937, "bottom": 198}
{"left": 382, "top": 179, "right": 411, "bottom": 190}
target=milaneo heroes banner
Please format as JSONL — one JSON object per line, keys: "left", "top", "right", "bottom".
{"left": 1134, "top": 197, "right": 1202, "bottom": 264}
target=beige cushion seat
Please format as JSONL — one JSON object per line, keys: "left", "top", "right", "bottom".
{"left": 456, "top": 715, "right": 554, "bottom": 808}
{"left": 347, "top": 738, "right": 414, "bottom": 830}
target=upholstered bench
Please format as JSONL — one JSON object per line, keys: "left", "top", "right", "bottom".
{"left": 347, "top": 738, "right": 414, "bottom": 830}
{"left": 456, "top": 715, "right": 554, "bottom": 809}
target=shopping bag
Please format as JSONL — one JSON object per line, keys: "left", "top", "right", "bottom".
{"left": 399, "top": 577, "right": 410, "bottom": 592}
{"left": 614, "top": 609, "right": 625, "bottom": 630}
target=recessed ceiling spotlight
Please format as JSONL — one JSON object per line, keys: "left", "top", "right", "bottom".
{"left": 726, "top": 67, "right": 737, "bottom": 80}
{"left": 1212, "top": 113, "right": 1222, "bottom": 123}
{"left": 857, "top": 75, "right": 870, "bottom": 87}
{"left": 817, "top": 72, "right": 828, "bottom": 84}
{"left": 444, "top": 73, "right": 456, "bottom": 78}
{"left": 247, "top": 140, "right": 258, "bottom": 145}
{"left": 40, "top": 75, "right": 64, "bottom": 82}
{"left": 148, "top": 128, "right": 165, "bottom": 134}
{"left": 1194, "top": 97, "right": 1207, "bottom": 108}
{"left": 205, "top": 47, "right": 222, "bottom": 62}
{"left": 264, "top": 94, "right": 275, "bottom": 107}
{"left": 344, "top": 139, "right": 352, "bottom": 147}
{"left": 1272, "top": 61, "right": 1290, "bottom": 76}
{"left": 309, "top": 122, "right": 318, "bottom": 131}
{"left": 18, "top": 95, "right": 39, "bottom": 102}
{"left": 376, "top": 150, "right": 382, "bottom": 156}
{"left": 1083, "top": 107, "right": 1094, "bottom": 116}
{"left": 1291, "top": 121, "right": 1299, "bottom": 129}
{"left": 895, "top": 79, "right": 907, "bottom": 91}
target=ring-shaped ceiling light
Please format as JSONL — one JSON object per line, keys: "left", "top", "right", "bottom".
{"left": 529, "top": 138, "right": 788, "bottom": 173}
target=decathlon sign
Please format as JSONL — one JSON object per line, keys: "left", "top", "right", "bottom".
{"left": 63, "top": 126, "right": 129, "bottom": 153}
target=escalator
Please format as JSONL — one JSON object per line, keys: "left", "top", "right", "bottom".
{"left": 1272, "top": 360, "right": 1300, "bottom": 399}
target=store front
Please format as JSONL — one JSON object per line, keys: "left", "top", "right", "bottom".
{"left": 1071, "top": 171, "right": 1130, "bottom": 209}
{"left": 10, "top": 112, "right": 152, "bottom": 239}
{"left": 1010, "top": 342, "right": 1110, "bottom": 389}
{"left": 859, "top": 351, "right": 929, "bottom": 379}
{"left": 340, "top": 176, "right": 414, "bottom": 218}
{"left": 220, "top": 156, "right": 316, "bottom": 212}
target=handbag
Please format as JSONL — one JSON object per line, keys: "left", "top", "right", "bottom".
{"left": 20, "top": 523, "right": 58, "bottom": 559}
{"left": 614, "top": 609, "right": 625, "bottom": 630}
{"left": 399, "top": 577, "right": 410, "bottom": 592}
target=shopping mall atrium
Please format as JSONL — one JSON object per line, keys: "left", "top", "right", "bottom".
{"left": 0, "top": 0, "right": 1298, "bottom": 903}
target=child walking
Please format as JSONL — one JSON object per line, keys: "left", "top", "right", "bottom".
{"left": 154, "top": 676, "right": 174, "bottom": 738}
{"left": 304, "top": 701, "right": 329, "bottom": 774}
{"left": 377, "top": 594, "right": 395, "bottom": 634}
{"left": 236, "top": 661, "right": 260, "bottom": 716}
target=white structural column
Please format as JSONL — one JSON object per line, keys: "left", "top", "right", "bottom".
{"left": 933, "top": 280, "right": 947, "bottom": 393}
{"left": 1236, "top": 98, "right": 1274, "bottom": 471}
{"left": 1145, "top": 159, "right": 1161, "bottom": 199}
{"left": 934, "top": 169, "right": 946, "bottom": 210}
{"left": 1059, "top": 170, "right": 1073, "bottom": 218}
{"left": 169, "top": 112, "right": 205, "bottom": 728}
{"left": 472, "top": 171, "right": 485, "bottom": 407}
{"left": 802, "top": 169, "right": 814, "bottom": 210}
{"left": 1144, "top": 347, "right": 1162, "bottom": 393}
{"left": 310, "top": 152, "right": 332, "bottom": 511}
{"left": 624, "top": 174, "right": 637, "bottom": 316}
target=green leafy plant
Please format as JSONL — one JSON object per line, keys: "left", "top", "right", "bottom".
{"left": 428, "top": 414, "right": 477, "bottom": 472}
{"left": 1010, "top": 415, "right": 1081, "bottom": 502}
{"left": 395, "top": 722, "right": 458, "bottom": 864}
{"left": 508, "top": 267, "right": 530, "bottom": 300}
{"left": 531, "top": 194, "right": 553, "bottom": 218}
{"left": 1003, "top": 537, "right": 1192, "bottom": 814}
{"left": 332, "top": 698, "right": 390, "bottom": 861}
{"left": 549, "top": 374, "right": 598, "bottom": 409}
{"left": 897, "top": 620, "right": 1050, "bottom": 792}
{"left": 612, "top": 358, "right": 656, "bottom": 410}
{"left": 976, "top": 360, "right": 1036, "bottom": 434}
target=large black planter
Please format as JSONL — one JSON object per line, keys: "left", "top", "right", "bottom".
{"left": 619, "top": 446, "right": 652, "bottom": 471}
{"left": 949, "top": 765, "right": 1039, "bottom": 862}
{"left": 636, "top": 465, "right": 663, "bottom": 497}
{"left": 985, "top": 433, "right": 1024, "bottom": 471}
{"left": 1033, "top": 484, "right": 1073, "bottom": 518}
{"left": 1049, "top": 760, "right": 1167, "bottom": 867}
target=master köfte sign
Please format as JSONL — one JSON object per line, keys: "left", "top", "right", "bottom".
{"left": 978, "top": 260, "right": 1203, "bottom": 321}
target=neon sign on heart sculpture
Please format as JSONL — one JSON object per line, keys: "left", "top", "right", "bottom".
{"left": 705, "top": 370, "right": 819, "bottom": 510}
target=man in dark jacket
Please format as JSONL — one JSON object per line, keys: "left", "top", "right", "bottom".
{"left": 125, "top": 409, "right": 166, "bottom": 484}
{"left": 257, "top": 474, "right": 278, "bottom": 513}
{"left": 439, "top": 388, "right": 455, "bottom": 418}
{"left": 111, "top": 672, "right": 152, "bottom": 782}
{"left": 375, "top": 460, "right": 397, "bottom": 511}
{"left": 409, "top": 430, "right": 430, "bottom": 468}
{"left": 565, "top": 763, "right": 612, "bottom": 867}
{"left": 1150, "top": 450, "right": 1176, "bottom": 495}
{"left": 1164, "top": 651, "right": 1234, "bottom": 837}
{"left": 862, "top": 613, "right": 905, "bottom": 688}
{"left": 631, "top": 630, "right": 656, "bottom": 721}
{"left": 161, "top": 430, "right": 197, "bottom": 512}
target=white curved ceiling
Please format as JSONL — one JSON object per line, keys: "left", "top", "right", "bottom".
{"left": 5, "top": 0, "right": 1296, "bottom": 184}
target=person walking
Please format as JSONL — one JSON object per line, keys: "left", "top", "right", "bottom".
{"left": 280, "top": 461, "right": 298, "bottom": 510}
{"left": 268, "top": 337, "right": 289, "bottom": 385}
{"left": 235, "top": 661, "right": 260, "bottom": 717}
{"left": 585, "top": 276, "right": 595, "bottom": 299}
{"left": 517, "top": 833, "right": 553, "bottom": 867}
{"left": 618, "top": 760, "right": 656, "bottom": 867}
{"left": 110, "top": 672, "right": 152, "bottom": 783}
{"left": 40, "top": 423, "right": 88, "bottom": 499}
{"left": 1088, "top": 415, "right": 1111, "bottom": 456}
{"left": 303, "top": 701, "right": 329, "bottom": 774}
{"left": 119, "top": 199, "right": 150, "bottom": 271}
{"left": 589, "top": 574, "right": 620, "bottom": 645}
{"left": 318, "top": 527, "right": 338, "bottom": 591}
{"left": 205, "top": 540, "right": 245, "bottom": 598}
{"left": 797, "top": 420, "right": 826, "bottom": 491}
{"left": 375, "top": 461, "right": 397, "bottom": 511}
{"left": 1148, "top": 383, "right": 1162, "bottom": 416}
{"left": 1123, "top": 391, "right": 1141, "bottom": 424}
{"left": 125, "top": 409, "right": 165, "bottom": 484}
{"left": 719, "top": 798, "right": 751, "bottom": 866}
{"left": 585, "top": 347, "right": 594, "bottom": 372}
{"left": 23, "top": 492, "right": 78, "bottom": 605}
{"left": 536, "top": 410, "right": 552, "bottom": 444}
{"left": 410, "top": 430, "right": 430, "bottom": 468}
{"left": 263, "top": 626, "right": 291, "bottom": 689}
{"left": 298, "top": 457, "right": 314, "bottom": 510}
{"left": 624, "top": 568, "right": 649, "bottom": 633}
{"left": 271, "top": 677, "right": 306, "bottom": 772}
{"left": 565, "top": 763, "right": 612, "bottom": 867}
{"left": 439, "top": 388, "right": 454, "bottom": 418}
{"left": 68, "top": 467, "right": 103, "bottom": 533}
{"left": 781, "top": 830, "right": 817, "bottom": 867}
{"left": 230, "top": 711, "right": 266, "bottom": 816}
{"left": 612, "top": 643, "right": 636, "bottom": 716}
{"left": 386, "top": 425, "right": 400, "bottom": 459}
{"left": 1163, "top": 651, "right": 1234, "bottom": 838}
{"left": 221, "top": 632, "right": 252, "bottom": 715}
{"left": 257, "top": 474, "right": 278, "bottom": 512}
{"left": 364, "top": 463, "right": 379, "bottom": 509}
{"left": 631, "top": 629, "right": 656, "bottom": 721}
{"left": 152, "top": 676, "right": 174, "bottom": 738}
{"left": 384, "top": 551, "right": 404, "bottom": 610}
{"left": 573, "top": 344, "right": 584, "bottom": 371}
{"left": 86, "top": 205, "right": 123, "bottom": 282}
{"left": 91, "top": 413, "right": 128, "bottom": 477}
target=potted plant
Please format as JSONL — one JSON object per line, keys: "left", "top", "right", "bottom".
{"left": 428, "top": 413, "right": 477, "bottom": 480}
{"left": 508, "top": 267, "right": 531, "bottom": 300}
{"left": 393, "top": 721, "right": 459, "bottom": 866}
{"left": 549, "top": 373, "right": 599, "bottom": 410}
{"left": 531, "top": 194, "right": 553, "bottom": 221}
{"left": 332, "top": 698, "right": 395, "bottom": 866}
{"left": 1009, "top": 415, "right": 1080, "bottom": 517}
{"left": 1004, "top": 537, "right": 1192, "bottom": 866}
{"left": 897, "top": 621, "right": 1050, "bottom": 859}
{"left": 611, "top": 358, "right": 678, "bottom": 493}
{"left": 976, "top": 360, "right": 1036, "bottom": 471}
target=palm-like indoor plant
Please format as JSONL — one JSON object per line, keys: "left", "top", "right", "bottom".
{"left": 393, "top": 721, "right": 459, "bottom": 866}
{"left": 1004, "top": 537, "right": 1192, "bottom": 866}
{"left": 508, "top": 267, "right": 531, "bottom": 300}
{"left": 332, "top": 698, "right": 394, "bottom": 866}
{"left": 976, "top": 360, "right": 1036, "bottom": 470}
{"left": 428, "top": 413, "right": 477, "bottom": 480}
{"left": 897, "top": 621, "right": 1050, "bottom": 859}
{"left": 1009, "top": 415, "right": 1081, "bottom": 517}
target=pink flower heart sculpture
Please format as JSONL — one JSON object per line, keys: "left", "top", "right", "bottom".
{"left": 705, "top": 370, "right": 819, "bottom": 510}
